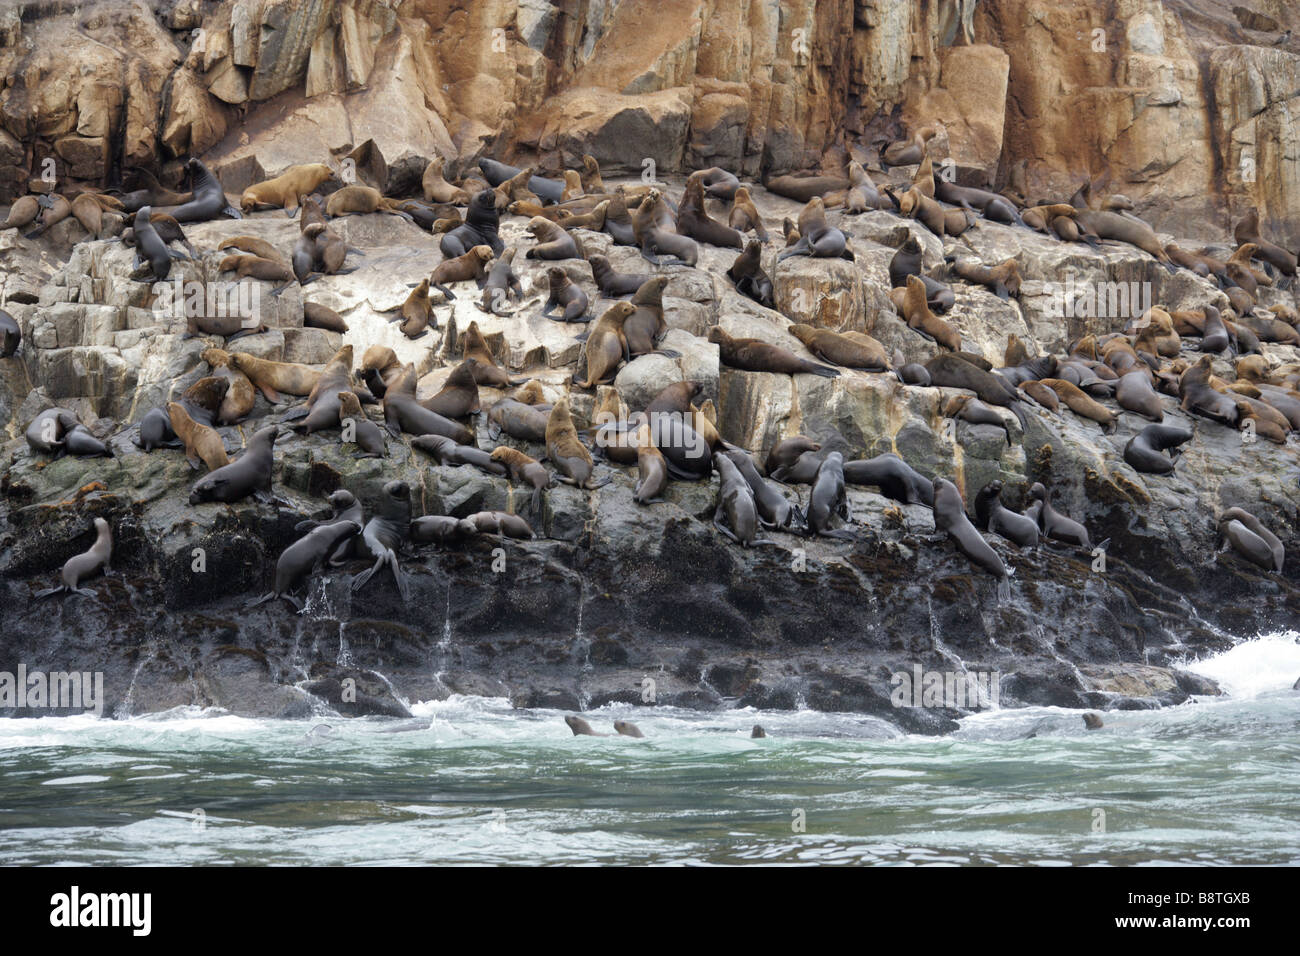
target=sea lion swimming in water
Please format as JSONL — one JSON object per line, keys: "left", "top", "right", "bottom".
{"left": 34, "top": 518, "right": 113, "bottom": 598}
{"left": 565, "top": 715, "right": 609, "bottom": 737}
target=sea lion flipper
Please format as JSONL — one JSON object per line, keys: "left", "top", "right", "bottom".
{"left": 34, "top": 586, "right": 62, "bottom": 598}
{"left": 281, "top": 404, "right": 310, "bottom": 422}
{"left": 224, "top": 205, "right": 244, "bottom": 220}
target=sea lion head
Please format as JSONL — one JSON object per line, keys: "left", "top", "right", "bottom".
{"left": 361, "top": 344, "right": 398, "bottom": 372}
{"left": 1028, "top": 482, "right": 1047, "bottom": 502}
{"left": 184, "top": 375, "right": 230, "bottom": 409}
{"left": 789, "top": 323, "right": 815, "bottom": 345}
{"left": 707, "top": 327, "right": 730, "bottom": 346}
{"left": 605, "top": 301, "right": 636, "bottom": 325}
{"left": 472, "top": 245, "right": 494, "bottom": 264}
{"left": 328, "top": 489, "right": 357, "bottom": 512}
{"left": 201, "top": 347, "right": 231, "bottom": 368}
{"left": 1082, "top": 713, "right": 1104, "bottom": 730}
{"left": 384, "top": 479, "right": 410, "bottom": 501}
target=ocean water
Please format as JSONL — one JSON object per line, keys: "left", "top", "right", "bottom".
{"left": 0, "top": 634, "right": 1297, "bottom": 866}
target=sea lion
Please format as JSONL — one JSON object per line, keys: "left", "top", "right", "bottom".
{"left": 574, "top": 302, "right": 635, "bottom": 387}
{"left": 805, "top": 452, "right": 856, "bottom": 540}
{"left": 1219, "top": 507, "right": 1283, "bottom": 572}
{"left": 156, "top": 158, "right": 240, "bottom": 222}
{"left": 220, "top": 253, "right": 293, "bottom": 286}
{"left": 589, "top": 255, "right": 649, "bottom": 298}
{"left": 728, "top": 186, "right": 769, "bottom": 240}
{"left": 167, "top": 401, "right": 230, "bottom": 471}
{"left": 947, "top": 257, "right": 1022, "bottom": 300}
{"left": 68, "top": 193, "right": 108, "bottom": 237}
{"left": 240, "top": 163, "right": 335, "bottom": 215}
{"left": 764, "top": 436, "right": 820, "bottom": 476}
{"left": 380, "top": 364, "right": 476, "bottom": 442}
{"left": 901, "top": 275, "right": 961, "bottom": 351}
{"left": 580, "top": 155, "right": 605, "bottom": 193}
{"left": 1115, "top": 368, "right": 1164, "bottom": 422}
{"left": 565, "top": 715, "right": 609, "bottom": 737}
{"left": 776, "top": 197, "right": 852, "bottom": 261}
{"left": 1234, "top": 208, "right": 1297, "bottom": 278}
{"left": 246, "top": 520, "right": 362, "bottom": 611}
{"left": 613, "top": 720, "right": 645, "bottom": 738}
{"left": 62, "top": 424, "right": 112, "bottom": 458}
{"left": 429, "top": 245, "right": 493, "bottom": 301}
{"left": 751, "top": 725, "right": 767, "bottom": 738}
{"left": 546, "top": 397, "right": 608, "bottom": 489}
{"left": 228, "top": 351, "right": 319, "bottom": 403}
{"left": 946, "top": 394, "right": 1013, "bottom": 444}
{"left": 540, "top": 267, "right": 590, "bottom": 323}
{"left": 723, "top": 448, "right": 803, "bottom": 531}
{"left": 0, "top": 196, "right": 42, "bottom": 231}
{"left": 691, "top": 166, "right": 742, "bottom": 200}
{"left": 1233, "top": 398, "right": 1289, "bottom": 444}
{"left": 115, "top": 168, "right": 192, "bottom": 212}
{"left": 440, "top": 188, "right": 504, "bottom": 257}
{"left": 843, "top": 454, "right": 933, "bottom": 506}
{"left": 789, "top": 324, "right": 890, "bottom": 371}
{"left": 1179, "top": 355, "right": 1240, "bottom": 425}
{"left": 218, "top": 236, "right": 287, "bottom": 264}
{"left": 1027, "top": 483, "right": 1099, "bottom": 550}
{"left": 293, "top": 489, "right": 365, "bottom": 564}
{"left": 458, "top": 510, "right": 536, "bottom": 540}
{"left": 894, "top": 349, "right": 932, "bottom": 386}
{"left": 490, "top": 446, "right": 551, "bottom": 513}
{"left": 1072, "top": 207, "right": 1174, "bottom": 271}
{"left": 478, "top": 246, "right": 524, "bottom": 315}
{"left": 130, "top": 206, "right": 186, "bottom": 281}
{"left": 121, "top": 211, "right": 197, "bottom": 256}
{"left": 285, "top": 345, "right": 356, "bottom": 433}
{"left": 1124, "top": 423, "right": 1192, "bottom": 474}
{"left": 624, "top": 276, "right": 673, "bottom": 357}
{"left": 337, "top": 391, "right": 387, "bottom": 458}
{"left": 410, "top": 515, "right": 471, "bottom": 547}
{"left": 323, "top": 185, "right": 408, "bottom": 218}
{"left": 714, "top": 451, "right": 768, "bottom": 546}
{"left": 631, "top": 424, "right": 669, "bottom": 505}
{"left": 34, "top": 519, "right": 113, "bottom": 598}
{"left": 727, "top": 240, "right": 775, "bottom": 309}
{"left": 677, "top": 176, "right": 744, "bottom": 249}
{"left": 974, "top": 481, "right": 1038, "bottom": 547}
{"left": 133, "top": 406, "right": 182, "bottom": 451}
{"left": 486, "top": 399, "right": 549, "bottom": 443}
{"left": 526, "top": 217, "right": 581, "bottom": 260}
{"left": 602, "top": 192, "right": 638, "bottom": 246}
{"left": 412, "top": 433, "right": 504, "bottom": 475}
{"left": 882, "top": 125, "right": 937, "bottom": 166}
{"left": 1039, "top": 379, "right": 1117, "bottom": 432}
{"left": 1, "top": 308, "right": 21, "bottom": 357}
{"left": 844, "top": 161, "right": 889, "bottom": 213}
{"left": 934, "top": 478, "right": 1006, "bottom": 578}
{"left": 478, "top": 158, "right": 564, "bottom": 204}
{"left": 303, "top": 301, "right": 348, "bottom": 333}
{"left": 458, "top": 320, "right": 517, "bottom": 389}
{"left": 189, "top": 426, "right": 278, "bottom": 504}
{"left": 1082, "top": 713, "right": 1104, "bottom": 730}
{"left": 763, "top": 173, "right": 850, "bottom": 202}
{"left": 934, "top": 180, "right": 1023, "bottom": 225}
{"left": 390, "top": 278, "right": 435, "bottom": 338}
{"left": 708, "top": 326, "right": 839, "bottom": 378}
{"left": 420, "top": 359, "right": 481, "bottom": 419}
{"left": 351, "top": 480, "right": 413, "bottom": 602}
{"left": 422, "top": 157, "right": 471, "bottom": 205}
{"left": 23, "top": 194, "right": 72, "bottom": 238}
{"left": 632, "top": 191, "right": 699, "bottom": 266}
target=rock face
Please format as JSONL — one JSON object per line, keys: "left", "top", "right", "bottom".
{"left": 2, "top": 1, "right": 1299, "bottom": 239}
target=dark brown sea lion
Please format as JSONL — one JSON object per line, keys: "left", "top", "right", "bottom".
{"left": 728, "top": 186, "right": 769, "bottom": 240}
{"left": 1219, "top": 507, "right": 1284, "bottom": 571}
{"left": 336, "top": 390, "right": 387, "bottom": 458}
{"left": 727, "top": 240, "right": 775, "bottom": 309}
{"left": 188, "top": 426, "right": 279, "bottom": 505}
{"left": 421, "top": 359, "right": 481, "bottom": 419}
{"left": 776, "top": 197, "right": 852, "bottom": 261}
{"left": 764, "top": 436, "right": 820, "bottom": 477}
{"left": 201, "top": 347, "right": 257, "bottom": 423}
{"left": 540, "top": 267, "right": 590, "bottom": 323}
{"left": 303, "top": 301, "right": 348, "bottom": 333}
{"left": 1123, "top": 423, "right": 1192, "bottom": 474}
{"left": 526, "top": 217, "right": 581, "bottom": 259}
{"left": 574, "top": 302, "right": 635, "bottom": 387}
{"left": 934, "top": 477, "right": 1006, "bottom": 578}
{"left": 709, "top": 327, "right": 839, "bottom": 378}
{"left": 763, "top": 173, "right": 851, "bottom": 202}
{"left": 1179, "top": 355, "right": 1240, "bottom": 425}
{"left": 947, "top": 256, "right": 1022, "bottom": 299}
{"left": 589, "top": 254, "right": 650, "bottom": 298}
{"left": 477, "top": 246, "right": 525, "bottom": 315}
{"left": 974, "top": 481, "right": 1038, "bottom": 548}
{"left": 430, "top": 245, "right": 493, "bottom": 300}
{"left": 882, "top": 125, "right": 938, "bottom": 167}
{"left": 381, "top": 363, "right": 476, "bottom": 443}
{"left": 546, "top": 397, "right": 608, "bottom": 489}
{"left": 633, "top": 190, "right": 698, "bottom": 266}
{"left": 624, "top": 276, "right": 672, "bottom": 357}
{"left": 287, "top": 345, "right": 357, "bottom": 434}
{"left": 441, "top": 188, "right": 504, "bottom": 257}
{"left": 1115, "top": 368, "right": 1164, "bottom": 422}
{"left": 487, "top": 399, "right": 550, "bottom": 443}
{"left": 676, "top": 176, "right": 744, "bottom": 249}
{"left": 1234, "top": 207, "right": 1297, "bottom": 278}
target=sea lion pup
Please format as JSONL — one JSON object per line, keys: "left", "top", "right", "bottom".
{"left": 565, "top": 715, "right": 609, "bottom": 737}
{"left": 419, "top": 359, "right": 482, "bottom": 419}
{"left": 412, "top": 433, "right": 505, "bottom": 476}
{"left": 589, "top": 254, "right": 650, "bottom": 298}
{"left": 1123, "top": 423, "right": 1192, "bottom": 474}
{"left": 525, "top": 217, "right": 581, "bottom": 260}
{"left": 303, "top": 300, "right": 348, "bottom": 333}
{"left": 429, "top": 245, "right": 494, "bottom": 301}
{"left": 1082, "top": 712, "right": 1104, "bottom": 730}
{"left": 0, "top": 195, "right": 42, "bottom": 231}
{"left": 193, "top": 348, "right": 252, "bottom": 423}
{"left": 881, "top": 125, "right": 938, "bottom": 167}
{"left": 246, "top": 519, "right": 362, "bottom": 611}
{"left": 189, "top": 426, "right": 279, "bottom": 505}
{"left": 632, "top": 190, "right": 699, "bottom": 265}
{"left": 1234, "top": 398, "right": 1289, "bottom": 444}
{"left": 630, "top": 424, "right": 670, "bottom": 505}
{"left": 1026, "top": 482, "right": 1102, "bottom": 551}
{"left": 540, "top": 267, "right": 590, "bottom": 323}
{"left": 789, "top": 324, "right": 890, "bottom": 371}
{"left": 351, "top": 480, "right": 414, "bottom": 602}
{"left": 487, "top": 398, "right": 550, "bottom": 442}
{"left": 1234, "top": 207, "right": 1297, "bottom": 278}
{"left": 478, "top": 246, "right": 525, "bottom": 315}
{"left": 410, "top": 515, "right": 471, "bottom": 547}
{"left": 323, "top": 185, "right": 408, "bottom": 219}
{"left": 764, "top": 436, "right": 821, "bottom": 476}
{"left": 216, "top": 236, "right": 284, "bottom": 266}
{"left": 441, "top": 188, "right": 504, "bottom": 257}
{"left": 1114, "top": 368, "right": 1164, "bottom": 422}
{"left": 167, "top": 401, "right": 230, "bottom": 471}
{"left": 546, "top": 397, "right": 609, "bottom": 489}
{"left": 457, "top": 510, "right": 535, "bottom": 540}
{"left": 900, "top": 275, "right": 961, "bottom": 351}
{"left": 490, "top": 446, "right": 552, "bottom": 513}
{"left": 713, "top": 451, "right": 769, "bottom": 546}
{"left": 945, "top": 394, "right": 1013, "bottom": 445}
{"left": 844, "top": 160, "right": 888, "bottom": 213}
{"left": 129, "top": 205, "right": 188, "bottom": 281}
{"left": 579, "top": 154, "right": 605, "bottom": 193}
{"left": 388, "top": 278, "right": 436, "bottom": 339}
{"left": 723, "top": 448, "right": 803, "bottom": 531}
{"left": 727, "top": 239, "right": 776, "bottom": 309}
{"left": 842, "top": 453, "right": 933, "bottom": 506}
{"left": 133, "top": 406, "right": 183, "bottom": 451}
{"left": 22, "top": 193, "right": 72, "bottom": 238}
{"left": 728, "top": 186, "right": 769, "bottom": 240}
{"left": 973, "top": 481, "right": 1038, "bottom": 548}
{"left": 336, "top": 390, "right": 387, "bottom": 458}
{"left": 1071, "top": 206, "right": 1175, "bottom": 272}
{"left": 1219, "top": 507, "right": 1284, "bottom": 572}
{"left": 1179, "top": 355, "right": 1240, "bottom": 425}
{"left": 573, "top": 302, "right": 635, "bottom": 387}
{"left": 24, "top": 408, "right": 77, "bottom": 455}
{"left": 227, "top": 351, "right": 319, "bottom": 404}
{"left": 422, "top": 157, "right": 471, "bottom": 205}
{"left": 240, "top": 163, "right": 335, "bottom": 215}
{"left": 933, "top": 478, "right": 1006, "bottom": 578}
{"left": 945, "top": 256, "right": 1022, "bottom": 300}
{"left": 153, "top": 157, "right": 241, "bottom": 222}
{"left": 623, "top": 276, "right": 675, "bottom": 357}
{"left": 776, "top": 197, "right": 852, "bottom": 261}
{"left": 380, "top": 364, "right": 475, "bottom": 442}
{"left": 1038, "top": 378, "right": 1117, "bottom": 432}
{"left": 676, "top": 175, "right": 744, "bottom": 249}
{"left": 708, "top": 326, "right": 839, "bottom": 378}
{"left": 34, "top": 518, "right": 113, "bottom": 599}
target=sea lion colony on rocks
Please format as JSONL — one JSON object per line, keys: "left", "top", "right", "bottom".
{"left": 4, "top": 130, "right": 1298, "bottom": 624}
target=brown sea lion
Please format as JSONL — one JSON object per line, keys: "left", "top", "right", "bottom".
{"left": 168, "top": 401, "right": 229, "bottom": 471}
{"left": 201, "top": 347, "right": 257, "bottom": 423}
{"left": 554, "top": 200, "right": 609, "bottom": 230}
{"left": 380, "top": 362, "right": 476, "bottom": 443}
{"left": 580, "top": 155, "right": 605, "bottom": 193}
{"left": 337, "top": 390, "right": 387, "bottom": 457}
{"left": 709, "top": 326, "right": 839, "bottom": 378}
{"left": 490, "top": 446, "right": 551, "bottom": 513}
{"left": 303, "top": 301, "right": 348, "bottom": 333}
{"left": 1, "top": 196, "right": 42, "bottom": 231}
{"left": 228, "top": 352, "right": 320, "bottom": 403}
{"left": 430, "top": 245, "right": 493, "bottom": 300}
{"left": 324, "top": 185, "right": 410, "bottom": 218}
{"left": 458, "top": 320, "right": 517, "bottom": 389}
{"left": 574, "top": 302, "right": 635, "bottom": 387}
{"left": 947, "top": 257, "right": 1022, "bottom": 300}
{"left": 776, "top": 197, "right": 852, "bottom": 261}
{"left": 219, "top": 253, "right": 293, "bottom": 283}
{"left": 882, "top": 125, "right": 938, "bottom": 167}
{"left": 633, "top": 423, "right": 669, "bottom": 504}
{"left": 764, "top": 436, "right": 820, "bottom": 476}
{"left": 240, "top": 163, "right": 335, "bottom": 214}
{"left": 691, "top": 167, "right": 743, "bottom": 200}
{"left": 676, "top": 176, "right": 744, "bottom": 249}
{"left": 892, "top": 185, "right": 947, "bottom": 237}
{"left": 526, "top": 217, "right": 581, "bottom": 260}
{"left": 1234, "top": 208, "right": 1297, "bottom": 278}
{"left": 1073, "top": 207, "right": 1175, "bottom": 271}
{"left": 1019, "top": 380, "right": 1060, "bottom": 412}
{"left": 789, "top": 324, "right": 890, "bottom": 370}
{"left": 633, "top": 190, "right": 698, "bottom": 265}
{"left": 546, "top": 397, "right": 608, "bottom": 489}
{"left": 487, "top": 398, "right": 550, "bottom": 443}
{"left": 625, "top": 276, "right": 672, "bottom": 357}
{"left": 218, "top": 236, "right": 286, "bottom": 264}
{"left": 763, "top": 173, "right": 851, "bottom": 202}
{"left": 421, "top": 360, "right": 481, "bottom": 419}
{"left": 1040, "top": 379, "right": 1117, "bottom": 431}
{"left": 422, "top": 157, "right": 471, "bottom": 205}
{"left": 392, "top": 278, "right": 436, "bottom": 339}
{"left": 728, "top": 186, "right": 769, "bottom": 240}
{"left": 900, "top": 275, "right": 961, "bottom": 350}
{"left": 540, "top": 267, "right": 590, "bottom": 323}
